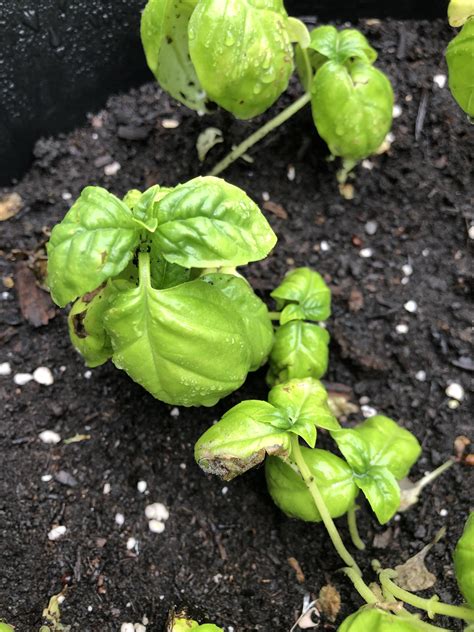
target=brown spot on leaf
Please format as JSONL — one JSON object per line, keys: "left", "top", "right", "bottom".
{"left": 72, "top": 312, "right": 87, "bottom": 339}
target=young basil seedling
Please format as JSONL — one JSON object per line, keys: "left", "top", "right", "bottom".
{"left": 454, "top": 512, "right": 474, "bottom": 608}
{"left": 47, "top": 176, "right": 277, "bottom": 406}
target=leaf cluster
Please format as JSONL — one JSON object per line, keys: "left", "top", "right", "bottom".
{"left": 47, "top": 177, "right": 276, "bottom": 406}
{"left": 195, "top": 377, "right": 421, "bottom": 525}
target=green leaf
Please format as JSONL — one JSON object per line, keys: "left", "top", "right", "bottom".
{"left": 355, "top": 465, "right": 400, "bottom": 524}
{"left": 141, "top": 0, "right": 209, "bottom": 112}
{"left": 308, "top": 25, "right": 377, "bottom": 65}
{"left": 131, "top": 184, "right": 171, "bottom": 228}
{"left": 104, "top": 255, "right": 254, "bottom": 407}
{"left": 311, "top": 60, "right": 393, "bottom": 161}
{"left": 47, "top": 187, "right": 142, "bottom": 307}
{"left": 195, "top": 401, "right": 291, "bottom": 480}
{"left": 446, "top": 19, "right": 474, "bottom": 117}
{"left": 287, "top": 17, "right": 311, "bottom": 47}
{"left": 68, "top": 283, "right": 115, "bottom": 368}
{"left": 188, "top": 0, "right": 294, "bottom": 119}
{"left": 199, "top": 273, "right": 273, "bottom": 371}
{"left": 454, "top": 512, "right": 474, "bottom": 608}
{"left": 265, "top": 448, "right": 358, "bottom": 522}
{"left": 332, "top": 416, "right": 420, "bottom": 524}
{"left": 267, "top": 321, "right": 330, "bottom": 386}
{"left": 268, "top": 378, "right": 339, "bottom": 447}
{"left": 448, "top": 0, "right": 474, "bottom": 26}
{"left": 353, "top": 415, "right": 421, "bottom": 479}
{"left": 338, "top": 606, "right": 429, "bottom": 631}
{"left": 271, "top": 267, "right": 331, "bottom": 323}
{"left": 153, "top": 177, "right": 277, "bottom": 268}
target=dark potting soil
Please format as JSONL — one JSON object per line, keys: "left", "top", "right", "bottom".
{"left": 0, "top": 17, "right": 473, "bottom": 632}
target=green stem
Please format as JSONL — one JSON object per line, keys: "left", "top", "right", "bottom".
{"left": 209, "top": 92, "right": 312, "bottom": 177}
{"left": 290, "top": 436, "right": 360, "bottom": 572}
{"left": 379, "top": 571, "right": 474, "bottom": 622}
{"left": 341, "top": 567, "right": 378, "bottom": 604}
{"left": 138, "top": 251, "right": 151, "bottom": 287}
{"left": 347, "top": 504, "right": 365, "bottom": 551}
{"left": 268, "top": 311, "right": 281, "bottom": 321}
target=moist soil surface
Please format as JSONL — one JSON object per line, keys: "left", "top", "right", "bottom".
{"left": 1, "top": 17, "right": 473, "bottom": 632}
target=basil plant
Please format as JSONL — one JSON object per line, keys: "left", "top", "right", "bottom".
{"left": 140, "top": 1, "right": 394, "bottom": 172}
{"left": 141, "top": 0, "right": 304, "bottom": 119}
{"left": 304, "top": 26, "right": 394, "bottom": 162}
{"left": 46, "top": 176, "right": 277, "bottom": 407}
{"left": 195, "top": 377, "right": 421, "bottom": 526}
{"left": 446, "top": 0, "right": 474, "bottom": 117}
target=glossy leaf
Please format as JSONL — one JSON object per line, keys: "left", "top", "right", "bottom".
{"left": 338, "top": 606, "right": 428, "bottom": 631}
{"left": 188, "top": 0, "right": 294, "bottom": 119}
{"left": 354, "top": 465, "right": 400, "bottom": 525}
{"left": 141, "top": 0, "right": 209, "bottom": 112}
{"left": 454, "top": 512, "right": 474, "bottom": 608}
{"left": 47, "top": 187, "right": 144, "bottom": 307}
{"left": 199, "top": 273, "right": 273, "bottom": 371}
{"left": 308, "top": 26, "right": 377, "bottom": 65}
{"left": 332, "top": 416, "right": 421, "bottom": 524}
{"left": 351, "top": 415, "right": 422, "bottom": 480}
{"left": 311, "top": 61, "right": 393, "bottom": 161}
{"left": 448, "top": 0, "right": 474, "bottom": 26}
{"left": 68, "top": 284, "right": 115, "bottom": 368}
{"left": 195, "top": 401, "right": 291, "bottom": 480}
{"left": 268, "top": 378, "right": 339, "bottom": 435}
{"left": 104, "top": 255, "right": 253, "bottom": 407}
{"left": 271, "top": 267, "right": 331, "bottom": 324}
{"left": 265, "top": 448, "right": 358, "bottom": 522}
{"left": 131, "top": 184, "right": 171, "bottom": 227}
{"left": 267, "top": 321, "right": 330, "bottom": 386}
{"left": 446, "top": 19, "right": 474, "bottom": 117}
{"left": 153, "top": 177, "right": 277, "bottom": 268}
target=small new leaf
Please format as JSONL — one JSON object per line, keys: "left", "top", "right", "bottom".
{"left": 268, "top": 378, "right": 340, "bottom": 441}
{"left": 271, "top": 267, "right": 331, "bottom": 324}
{"left": 268, "top": 321, "right": 330, "bottom": 386}
{"left": 354, "top": 465, "right": 400, "bottom": 525}
{"left": 308, "top": 26, "right": 377, "bottom": 65}
{"left": 195, "top": 401, "right": 291, "bottom": 480}
{"left": 47, "top": 187, "right": 142, "bottom": 307}
{"left": 153, "top": 177, "right": 277, "bottom": 268}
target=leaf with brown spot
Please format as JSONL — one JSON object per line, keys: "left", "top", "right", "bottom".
{"left": 15, "top": 262, "right": 56, "bottom": 327}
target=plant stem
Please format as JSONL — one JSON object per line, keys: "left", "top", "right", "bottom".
{"left": 347, "top": 504, "right": 366, "bottom": 551}
{"left": 138, "top": 251, "right": 151, "bottom": 287}
{"left": 290, "top": 436, "right": 361, "bottom": 572}
{"left": 415, "top": 459, "right": 455, "bottom": 493}
{"left": 341, "top": 567, "right": 378, "bottom": 604}
{"left": 268, "top": 311, "right": 281, "bottom": 321}
{"left": 209, "top": 92, "right": 312, "bottom": 177}
{"left": 379, "top": 571, "right": 474, "bottom": 622}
